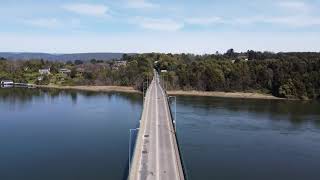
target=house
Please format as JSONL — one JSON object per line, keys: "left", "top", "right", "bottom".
{"left": 1, "top": 80, "right": 14, "bottom": 85}
{"left": 39, "top": 68, "right": 51, "bottom": 75}
{"left": 76, "top": 67, "right": 85, "bottom": 74}
{"left": 238, "top": 55, "right": 249, "bottom": 61}
{"left": 112, "top": 61, "right": 127, "bottom": 70}
{"left": 59, "top": 68, "right": 71, "bottom": 74}
{"left": 115, "top": 61, "right": 127, "bottom": 66}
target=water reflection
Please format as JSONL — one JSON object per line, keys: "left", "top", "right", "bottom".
{"left": 175, "top": 96, "right": 320, "bottom": 180}
{"left": 176, "top": 96, "right": 320, "bottom": 127}
{"left": 0, "top": 88, "right": 142, "bottom": 112}
{"left": 0, "top": 87, "right": 142, "bottom": 180}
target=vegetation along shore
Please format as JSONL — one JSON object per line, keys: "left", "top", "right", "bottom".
{"left": 36, "top": 85, "right": 139, "bottom": 94}
{"left": 167, "top": 90, "right": 284, "bottom": 100}
{"left": 1, "top": 50, "right": 320, "bottom": 100}
{"left": 35, "top": 85, "right": 282, "bottom": 100}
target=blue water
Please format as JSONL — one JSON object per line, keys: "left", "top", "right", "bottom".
{"left": 176, "top": 96, "right": 320, "bottom": 180}
{"left": 0, "top": 88, "right": 142, "bottom": 180}
{"left": 1, "top": 88, "right": 320, "bottom": 180}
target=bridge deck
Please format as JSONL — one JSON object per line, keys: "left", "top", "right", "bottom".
{"left": 129, "top": 73, "right": 184, "bottom": 180}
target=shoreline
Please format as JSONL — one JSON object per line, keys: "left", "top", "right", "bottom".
{"left": 34, "top": 85, "right": 286, "bottom": 100}
{"left": 167, "top": 90, "right": 285, "bottom": 100}
{"left": 35, "top": 85, "right": 140, "bottom": 94}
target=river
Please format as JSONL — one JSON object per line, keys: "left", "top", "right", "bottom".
{"left": 0, "top": 88, "right": 319, "bottom": 180}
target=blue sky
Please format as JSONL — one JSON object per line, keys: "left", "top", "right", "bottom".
{"left": 0, "top": 0, "right": 320, "bottom": 53}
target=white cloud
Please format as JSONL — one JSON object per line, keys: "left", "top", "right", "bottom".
{"left": 62, "top": 3, "right": 109, "bottom": 17}
{"left": 132, "top": 17, "right": 184, "bottom": 31}
{"left": 24, "top": 18, "right": 81, "bottom": 29}
{"left": 126, "top": 0, "right": 158, "bottom": 9}
{"left": 185, "top": 17, "right": 223, "bottom": 25}
{"left": 234, "top": 16, "right": 320, "bottom": 27}
{"left": 277, "top": 1, "right": 311, "bottom": 12}
{"left": 267, "top": 16, "right": 320, "bottom": 27}
{"left": 24, "top": 18, "right": 62, "bottom": 28}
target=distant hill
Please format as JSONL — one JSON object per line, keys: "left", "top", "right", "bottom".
{"left": 0, "top": 52, "right": 132, "bottom": 61}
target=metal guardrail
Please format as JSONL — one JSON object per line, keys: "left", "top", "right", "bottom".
{"left": 161, "top": 75, "right": 189, "bottom": 180}
{"left": 128, "top": 79, "right": 151, "bottom": 176}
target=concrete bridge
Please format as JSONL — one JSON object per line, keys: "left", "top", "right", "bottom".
{"left": 128, "top": 71, "right": 185, "bottom": 180}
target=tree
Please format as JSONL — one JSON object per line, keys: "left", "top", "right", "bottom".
{"left": 90, "top": 59, "right": 97, "bottom": 64}
{"left": 225, "top": 48, "right": 235, "bottom": 58}
{"left": 70, "top": 68, "right": 77, "bottom": 78}
{"left": 66, "top": 61, "right": 73, "bottom": 65}
{"left": 247, "top": 50, "right": 256, "bottom": 60}
{"left": 74, "top": 60, "right": 83, "bottom": 65}
{"left": 122, "top": 54, "right": 129, "bottom": 61}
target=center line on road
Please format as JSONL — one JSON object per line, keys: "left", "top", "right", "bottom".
{"left": 156, "top": 80, "right": 160, "bottom": 180}
{"left": 137, "top": 80, "right": 153, "bottom": 180}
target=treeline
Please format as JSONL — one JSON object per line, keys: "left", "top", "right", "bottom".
{"left": 1, "top": 50, "right": 320, "bottom": 100}
{"left": 151, "top": 51, "right": 320, "bottom": 100}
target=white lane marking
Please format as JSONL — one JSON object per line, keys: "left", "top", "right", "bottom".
{"left": 159, "top": 83, "right": 181, "bottom": 180}
{"left": 137, "top": 80, "right": 154, "bottom": 180}
{"left": 156, "top": 79, "right": 160, "bottom": 180}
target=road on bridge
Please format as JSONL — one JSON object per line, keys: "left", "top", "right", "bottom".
{"left": 129, "top": 72, "right": 185, "bottom": 180}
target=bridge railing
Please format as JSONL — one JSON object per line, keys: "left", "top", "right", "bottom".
{"left": 159, "top": 72, "right": 189, "bottom": 180}
{"left": 128, "top": 78, "right": 153, "bottom": 178}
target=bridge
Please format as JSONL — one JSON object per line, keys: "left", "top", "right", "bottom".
{"left": 128, "top": 71, "right": 185, "bottom": 180}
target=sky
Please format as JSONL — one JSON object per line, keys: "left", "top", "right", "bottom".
{"left": 0, "top": 0, "right": 320, "bottom": 54}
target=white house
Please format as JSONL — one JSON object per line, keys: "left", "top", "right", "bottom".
{"left": 59, "top": 68, "right": 71, "bottom": 74}
{"left": 112, "top": 61, "right": 127, "bottom": 70}
{"left": 39, "top": 68, "right": 51, "bottom": 75}
{"left": 1, "top": 80, "right": 14, "bottom": 85}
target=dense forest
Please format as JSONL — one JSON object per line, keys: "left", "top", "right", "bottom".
{"left": 153, "top": 50, "right": 320, "bottom": 100}
{"left": 1, "top": 50, "right": 320, "bottom": 100}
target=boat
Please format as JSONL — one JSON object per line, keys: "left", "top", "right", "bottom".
{"left": 0, "top": 80, "right": 14, "bottom": 85}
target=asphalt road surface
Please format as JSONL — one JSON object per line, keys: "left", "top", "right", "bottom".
{"left": 129, "top": 73, "right": 184, "bottom": 180}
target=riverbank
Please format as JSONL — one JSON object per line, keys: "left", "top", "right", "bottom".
{"left": 167, "top": 90, "right": 285, "bottom": 100}
{"left": 35, "top": 85, "right": 286, "bottom": 100}
{"left": 35, "top": 85, "right": 140, "bottom": 94}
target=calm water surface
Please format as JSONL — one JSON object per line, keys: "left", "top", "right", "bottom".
{"left": 1, "top": 88, "right": 320, "bottom": 180}
{"left": 0, "top": 88, "right": 142, "bottom": 180}
{"left": 176, "top": 96, "right": 320, "bottom": 180}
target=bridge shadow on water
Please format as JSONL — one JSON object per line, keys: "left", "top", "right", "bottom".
{"left": 122, "top": 121, "right": 140, "bottom": 180}
{"left": 122, "top": 159, "right": 130, "bottom": 180}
